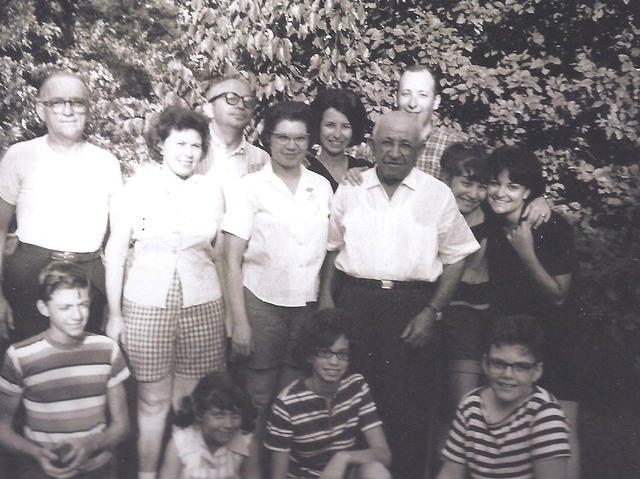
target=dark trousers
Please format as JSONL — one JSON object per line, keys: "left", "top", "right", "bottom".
{"left": 2, "top": 245, "right": 106, "bottom": 343}
{"left": 335, "top": 278, "right": 444, "bottom": 479}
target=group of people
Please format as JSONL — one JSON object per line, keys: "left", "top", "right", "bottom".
{"left": 0, "top": 65, "right": 583, "bottom": 479}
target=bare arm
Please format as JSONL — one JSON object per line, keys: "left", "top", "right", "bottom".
{"left": 317, "top": 250, "right": 339, "bottom": 310}
{"left": 211, "top": 229, "right": 233, "bottom": 338}
{"left": 402, "top": 258, "right": 466, "bottom": 347}
{"left": 436, "top": 459, "right": 467, "bottom": 479}
{"left": 223, "top": 232, "right": 253, "bottom": 357}
{"left": 533, "top": 456, "right": 568, "bottom": 479}
{"left": 240, "top": 434, "right": 263, "bottom": 479}
{"left": 103, "top": 210, "right": 133, "bottom": 342}
{"left": 159, "top": 437, "right": 184, "bottom": 479}
{"left": 270, "top": 450, "right": 291, "bottom": 479}
{"left": 0, "top": 198, "right": 15, "bottom": 339}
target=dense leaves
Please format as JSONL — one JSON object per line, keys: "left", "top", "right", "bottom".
{"left": 0, "top": 0, "right": 639, "bottom": 393}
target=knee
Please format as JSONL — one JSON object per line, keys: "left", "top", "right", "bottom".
{"left": 138, "top": 382, "right": 172, "bottom": 417}
{"left": 356, "top": 462, "right": 392, "bottom": 479}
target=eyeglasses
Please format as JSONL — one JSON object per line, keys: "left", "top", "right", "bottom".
{"left": 39, "top": 98, "right": 89, "bottom": 114}
{"left": 486, "top": 358, "right": 538, "bottom": 375}
{"left": 316, "top": 348, "right": 350, "bottom": 361}
{"left": 211, "top": 91, "right": 258, "bottom": 109}
{"left": 271, "top": 132, "right": 310, "bottom": 146}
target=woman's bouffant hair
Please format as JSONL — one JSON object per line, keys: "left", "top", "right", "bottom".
{"left": 294, "top": 308, "right": 357, "bottom": 376}
{"left": 147, "top": 105, "right": 210, "bottom": 161}
{"left": 309, "top": 89, "right": 368, "bottom": 147}
{"left": 487, "top": 145, "right": 545, "bottom": 200}
{"left": 174, "top": 372, "right": 256, "bottom": 432}
{"left": 440, "top": 142, "right": 490, "bottom": 184}
{"left": 259, "top": 101, "right": 312, "bottom": 153}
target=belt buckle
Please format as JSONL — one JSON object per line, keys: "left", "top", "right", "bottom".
{"left": 54, "top": 251, "right": 77, "bottom": 261}
{"left": 380, "top": 279, "right": 394, "bottom": 290}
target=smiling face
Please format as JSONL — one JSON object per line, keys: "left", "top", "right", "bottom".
{"left": 483, "top": 343, "right": 542, "bottom": 407}
{"left": 38, "top": 287, "right": 91, "bottom": 343}
{"left": 372, "top": 113, "right": 420, "bottom": 185}
{"left": 198, "top": 406, "right": 242, "bottom": 450}
{"left": 210, "top": 79, "right": 254, "bottom": 130}
{"left": 397, "top": 70, "right": 441, "bottom": 129}
{"left": 309, "top": 334, "right": 350, "bottom": 386}
{"left": 319, "top": 107, "right": 353, "bottom": 156}
{"left": 37, "top": 74, "right": 90, "bottom": 144}
{"left": 487, "top": 169, "right": 531, "bottom": 223}
{"left": 450, "top": 173, "right": 487, "bottom": 215}
{"left": 270, "top": 119, "right": 309, "bottom": 172}
{"left": 161, "top": 128, "right": 204, "bottom": 179}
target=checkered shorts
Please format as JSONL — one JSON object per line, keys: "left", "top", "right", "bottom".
{"left": 122, "top": 273, "right": 226, "bottom": 382}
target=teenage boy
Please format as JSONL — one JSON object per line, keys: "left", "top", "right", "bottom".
{"left": 0, "top": 261, "right": 130, "bottom": 479}
{"left": 437, "top": 314, "right": 571, "bottom": 479}
{"left": 265, "top": 309, "right": 392, "bottom": 479}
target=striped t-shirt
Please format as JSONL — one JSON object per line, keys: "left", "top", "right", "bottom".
{"left": 265, "top": 373, "right": 382, "bottom": 478}
{"left": 0, "top": 332, "right": 130, "bottom": 472}
{"left": 442, "top": 386, "right": 571, "bottom": 479}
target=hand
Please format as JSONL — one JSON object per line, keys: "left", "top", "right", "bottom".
{"left": 341, "top": 166, "right": 367, "bottom": 186}
{"left": 317, "top": 293, "right": 335, "bottom": 311}
{"left": 232, "top": 321, "right": 254, "bottom": 357}
{"left": 53, "top": 436, "right": 98, "bottom": 473}
{"left": 506, "top": 222, "right": 535, "bottom": 259}
{"left": 320, "top": 452, "right": 349, "bottom": 479}
{"left": 105, "top": 312, "right": 124, "bottom": 342}
{"left": 522, "top": 196, "right": 551, "bottom": 229}
{"left": 401, "top": 308, "right": 436, "bottom": 347}
{"left": 37, "top": 444, "right": 78, "bottom": 479}
{"left": 0, "top": 293, "right": 14, "bottom": 340}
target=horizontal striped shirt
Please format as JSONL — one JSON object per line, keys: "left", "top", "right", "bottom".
{"left": 0, "top": 332, "right": 130, "bottom": 472}
{"left": 265, "top": 374, "right": 382, "bottom": 478}
{"left": 442, "top": 386, "right": 571, "bottom": 479}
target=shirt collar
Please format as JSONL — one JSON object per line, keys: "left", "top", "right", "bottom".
{"left": 365, "top": 166, "right": 419, "bottom": 191}
{"left": 160, "top": 163, "right": 203, "bottom": 187}
{"left": 209, "top": 126, "right": 247, "bottom": 157}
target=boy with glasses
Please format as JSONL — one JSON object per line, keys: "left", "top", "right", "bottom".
{"left": 437, "top": 314, "right": 571, "bottom": 479}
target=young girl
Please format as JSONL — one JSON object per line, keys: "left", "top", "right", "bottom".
{"left": 160, "top": 372, "right": 261, "bottom": 479}
{"left": 265, "top": 308, "right": 392, "bottom": 479}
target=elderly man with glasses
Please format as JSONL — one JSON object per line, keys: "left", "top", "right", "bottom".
{"left": 0, "top": 70, "right": 122, "bottom": 343}
{"left": 196, "top": 74, "right": 270, "bottom": 180}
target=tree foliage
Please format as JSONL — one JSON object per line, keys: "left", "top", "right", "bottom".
{"left": 1, "top": 0, "right": 639, "bottom": 395}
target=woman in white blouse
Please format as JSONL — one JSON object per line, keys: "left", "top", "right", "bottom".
{"left": 105, "top": 106, "right": 227, "bottom": 478}
{"left": 223, "top": 101, "right": 333, "bottom": 423}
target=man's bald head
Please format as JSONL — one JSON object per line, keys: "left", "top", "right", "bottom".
{"left": 372, "top": 111, "right": 421, "bottom": 143}
{"left": 38, "top": 71, "right": 91, "bottom": 99}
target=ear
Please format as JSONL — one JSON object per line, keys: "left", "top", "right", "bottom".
{"left": 532, "top": 362, "right": 543, "bottom": 383}
{"left": 433, "top": 94, "right": 441, "bottom": 111}
{"left": 36, "top": 102, "right": 46, "bottom": 123}
{"left": 36, "top": 299, "right": 50, "bottom": 318}
{"left": 523, "top": 187, "right": 532, "bottom": 200}
{"left": 481, "top": 354, "right": 490, "bottom": 376}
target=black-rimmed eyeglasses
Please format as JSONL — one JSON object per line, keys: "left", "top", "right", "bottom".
{"left": 211, "top": 92, "right": 258, "bottom": 109}
{"left": 486, "top": 358, "right": 538, "bottom": 374}
{"left": 316, "top": 348, "right": 350, "bottom": 361}
{"left": 39, "top": 98, "right": 89, "bottom": 114}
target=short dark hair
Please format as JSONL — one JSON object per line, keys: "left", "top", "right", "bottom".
{"left": 38, "top": 261, "right": 91, "bottom": 302}
{"left": 174, "top": 371, "right": 256, "bottom": 432}
{"left": 400, "top": 64, "right": 442, "bottom": 97}
{"left": 441, "top": 142, "right": 490, "bottom": 184}
{"left": 309, "top": 89, "right": 368, "bottom": 146}
{"left": 260, "top": 101, "right": 312, "bottom": 153}
{"left": 149, "top": 106, "right": 210, "bottom": 160}
{"left": 487, "top": 146, "right": 545, "bottom": 199}
{"left": 487, "top": 314, "right": 545, "bottom": 363}
{"left": 294, "top": 308, "right": 356, "bottom": 376}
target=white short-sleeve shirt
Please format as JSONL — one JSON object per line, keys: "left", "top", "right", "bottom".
{"left": 223, "top": 163, "right": 332, "bottom": 307}
{"left": 0, "top": 136, "right": 122, "bottom": 252}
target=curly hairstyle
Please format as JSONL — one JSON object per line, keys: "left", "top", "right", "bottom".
{"left": 309, "top": 89, "right": 368, "bottom": 147}
{"left": 174, "top": 372, "right": 256, "bottom": 432}
{"left": 259, "top": 101, "right": 312, "bottom": 154}
{"left": 147, "top": 105, "right": 210, "bottom": 161}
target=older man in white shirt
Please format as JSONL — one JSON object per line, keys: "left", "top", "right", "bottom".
{"left": 319, "top": 110, "right": 479, "bottom": 479}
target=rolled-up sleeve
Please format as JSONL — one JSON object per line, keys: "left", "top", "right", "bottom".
{"left": 437, "top": 192, "right": 480, "bottom": 265}
{"left": 327, "top": 184, "right": 346, "bottom": 252}
{"left": 0, "top": 147, "right": 21, "bottom": 205}
{"left": 221, "top": 178, "right": 254, "bottom": 240}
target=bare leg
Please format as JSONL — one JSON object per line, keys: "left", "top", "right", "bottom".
{"left": 354, "top": 461, "right": 393, "bottom": 479}
{"left": 137, "top": 376, "right": 173, "bottom": 475}
{"left": 171, "top": 375, "right": 199, "bottom": 411}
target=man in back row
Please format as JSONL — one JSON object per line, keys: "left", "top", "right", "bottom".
{"left": 0, "top": 71, "right": 122, "bottom": 343}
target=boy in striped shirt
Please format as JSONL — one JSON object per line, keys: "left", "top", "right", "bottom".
{"left": 438, "top": 313, "right": 571, "bottom": 479}
{"left": 0, "top": 261, "right": 130, "bottom": 479}
{"left": 265, "top": 309, "right": 391, "bottom": 479}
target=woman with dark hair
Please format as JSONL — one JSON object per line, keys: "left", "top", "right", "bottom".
{"left": 265, "top": 309, "right": 391, "bottom": 479}
{"left": 222, "top": 101, "right": 333, "bottom": 428}
{"left": 160, "top": 371, "right": 261, "bottom": 479}
{"left": 105, "top": 105, "right": 227, "bottom": 478}
{"left": 307, "top": 89, "right": 372, "bottom": 191}
{"left": 485, "top": 145, "right": 581, "bottom": 479}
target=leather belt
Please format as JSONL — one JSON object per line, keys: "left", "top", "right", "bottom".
{"left": 343, "top": 274, "right": 432, "bottom": 290}
{"left": 17, "top": 241, "right": 101, "bottom": 263}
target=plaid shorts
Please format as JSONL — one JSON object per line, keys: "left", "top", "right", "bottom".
{"left": 122, "top": 273, "right": 225, "bottom": 382}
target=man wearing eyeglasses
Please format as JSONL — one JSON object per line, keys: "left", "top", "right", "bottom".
{"left": 318, "top": 111, "right": 479, "bottom": 479}
{"left": 196, "top": 74, "right": 270, "bottom": 180}
{"left": 0, "top": 70, "right": 122, "bottom": 343}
